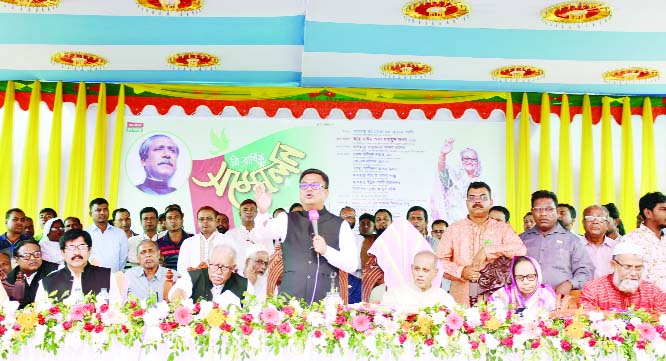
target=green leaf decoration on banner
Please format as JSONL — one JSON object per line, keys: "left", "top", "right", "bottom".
{"left": 209, "top": 128, "right": 229, "bottom": 155}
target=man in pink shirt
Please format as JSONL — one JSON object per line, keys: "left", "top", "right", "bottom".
{"left": 436, "top": 181, "right": 526, "bottom": 306}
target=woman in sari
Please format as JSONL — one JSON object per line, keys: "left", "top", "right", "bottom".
{"left": 489, "top": 256, "right": 557, "bottom": 312}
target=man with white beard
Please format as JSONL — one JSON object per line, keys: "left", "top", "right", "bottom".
{"left": 579, "top": 243, "right": 666, "bottom": 312}
{"left": 241, "top": 243, "right": 270, "bottom": 302}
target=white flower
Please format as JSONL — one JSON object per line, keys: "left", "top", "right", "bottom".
{"left": 435, "top": 329, "right": 449, "bottom": 346}
{"left": 91, "top": 329, "right": 108, "bottom": 348}
{"left": 143, "top": 308, "right": 161, "bottom": 326}
{"left": 363, "top": 335, "right": 377, "bottom": 354}
{"left": 588, "top": 311, "right": 605, "bottom": 323}
{"left": 144, "top": 325, "right": 162, "bottom": 343}
{"left": 33, "top": 324, "right": 48, "bottom": 346}
{"left": 652, "top": 338, "right": 666, "bottom": 357}
{"left": 629, "top": 317, "right": 642, "bottom": 326}
{"left": 485, "top": 334, "right": 500, "bottom": 350}
{"left": 373, "top": 313, "right": 388, "bottom": 327}
{"left": 288, "top": 299, "right": 303, "bottom": 316}
{"left": 511, "top": 333, "right": 528, "bottom": 350}
{"left": 431, "top": 311, "right": 447, "bottom": 325}
{"left": 458, "top": 333, "right": 470, "bottom": 352}
{"left": 101, "top": 307, "right": 123, "bottom": 325}
{"left": 1, "top": 300, "right": 20, "bottom": 318}
{"left": 464, "top": 307, "right": 481, "bottom": 328}
{"left": 176, "top": 326, "right": 194, "bottom": 347}
{"left": 383, "top": 319, "right": 400, "bottom": 335}
{"left": 659, "top": 314, "right": 666, "bottom": 327}
{"left": 248, "top": 331, "right": 262, "bottom": 349}
{"left": 311, "top": 331, "right": 327, "bottom": 347}
{"left": 139, "top": 299, "right": 147, "bottom": 310}
{"left": 198, "top": 300, "right": 214, "bottom": 317}
{"left": 249, "top": 304, "right": 262, "bottom": 319}
{"left": 156, "top": 301, "right": 170, "bottom": 320}
{"left": 307, "top": 311, "right": 325, "bottom": 327}
{"left": 180, "top": 298, "right": 194, "bottom": 310}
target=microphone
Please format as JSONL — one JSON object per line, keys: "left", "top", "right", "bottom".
{"left": 308, "top": 209, "right": 320, "bottom": 253}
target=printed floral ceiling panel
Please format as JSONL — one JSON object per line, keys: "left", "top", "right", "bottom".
{"left": 1, "top": 0, "right": 666, "bottom": 95}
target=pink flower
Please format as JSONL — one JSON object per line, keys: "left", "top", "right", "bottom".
{"left": 260, "top": 307, "right": 281, "bottom": 325}
{"left": 62, "top": 321, "right": 72, "bottom": 331}
{"left": 174, "top": 306, "right": 193, "bottom": 326}
{"left": 69, "top": 304, "right": 85, "bottom": 322}
{"left": 560, "top": 339, "right": 572, "bottom": 352}
{"left": 399, "top": 333, "right": 407, "bottom": 344}
{"left": 424, "top": 338, "right": 434, "bottom": 346}
{"left": 509, "top": 323, "right": 523, "bottom": 335}
{"left": 351, "top": 314, "right": 371, "bottom": 332}
{"left": 241, "top": 313, "right": 253, "bottom": 324}
{"left": 277, "top": 322, "right": 292, "bottom": 334}
{"left": 333, "top": 327, "right": 345, "bottom": 340}
{"left": 94, "top": 323, "right": 104, "bottom": 333}
{"left": 240, "top": 323, "right": 253, "bottom": 335}
{"left": 314, "top": 330, "right": 322, "bottom": 338}
{"left": 522, "top": 322, "right": 543, "bottom": 339}
{"left": 638, "top": 323, "right": 657, "bottom": 341}
{"left": 282, "top": 306, "right": 295, "bottom": 316}
{"left": 445, "top": 312, "right": 463, "bottom": 331}
{"left": 636, "top": 340, "right": 646, "bottom": 349}
{"left": 49, "top": 306, "right": 61, "bottom": 315}
{"left": 531, "top": 340, "right": 540, "bottom": 349}
{"left": 194, "top": 323, "right": 205, "bottom": 335}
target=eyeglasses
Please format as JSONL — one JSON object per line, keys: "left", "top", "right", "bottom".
{"left": 467, "top": 194, "right": 489, "bottom": 202}
{"left": 583, "top": 216, "right": 608, "bottom": 223}
{"left": 63, "top": 244, "right": 89, "bottom": 253}
{"left": 531, "top": 207, "right": 556, "bottom": 214}
{"left": 18, "top": 251, "right": 42, "bottom": 260}
{"left": 209, "top": 264, "right": 234, "bottom": 273}
{"left": 514, "top": 274, "right": 537, "bottom": 282}
{"left": 299, "top": 182, "right": 326, "bottom": 191}
{"left": 462, "top": 157, "right": 478, "bottom": 163}
{"left": 50, "top": 227, "right": 65, "bottom": 232}
{"left": 614, "top": 260, "right": 644, "bottom": 273}
{"left": 252, "top": 259, "right": 268, "bottom": 266}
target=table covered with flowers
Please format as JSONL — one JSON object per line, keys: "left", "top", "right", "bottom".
{"left": 3, "top": 295, "right": 666, "bottom": 361}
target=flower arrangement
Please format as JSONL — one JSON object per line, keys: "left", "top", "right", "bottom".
{"left": 3, "top": 294, "right": 666, "bottom": 360}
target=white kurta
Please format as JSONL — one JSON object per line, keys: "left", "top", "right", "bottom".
{"left": 382, "top": 283, "right": 455, "bottom": 310}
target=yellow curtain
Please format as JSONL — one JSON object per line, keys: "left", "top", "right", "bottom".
{"left": 557, "top": 94, "right": 574, "bottom": 204}
{"left": 17, "top": 81, "right": 41, "bottom": 219}
{"left": 504, "top": 93, "right": 518, "bottom": 231}
{"left": 108, "top": 85, "right": 126, "bottom": 211}
{"left": 0, "top": 81, "right": 15, "bottom": 212}
{"left": 64, "top": 82, "right": 87, "bottom": 224}
{"left": 640, "top": 98, "right": 658, "bottom": 195}
{"left": 538, "top": 93, "right": 552, "bottom": 190}
{"left": 578, "top": 95, "right": 595, "bottom": 231}
{"left": 41, "top": 82, "right": 63, "bottom": 214}
{"left": 516, "top": 93, "right": 532, "bottom": 223}
{"left": 599, "top": 96, "right": 615, "bottom": 204}
{"left": 88, "top": 83, "right": 107, "bottom": 203}
{"left": 620, "top": 97, "right": 637, "bottom": 232}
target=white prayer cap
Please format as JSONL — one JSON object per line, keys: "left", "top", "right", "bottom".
{"left": 612, "top": 242, "right": 645, "bottom": 257}
{"left": 244, "top": 243, "right": 270, "bottom": 264}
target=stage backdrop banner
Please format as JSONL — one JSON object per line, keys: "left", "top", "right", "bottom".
{"left": 118, "top": 113, "right": 506, "bottom": 232}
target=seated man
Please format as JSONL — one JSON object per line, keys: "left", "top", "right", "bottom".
{"left": 579, "top": 243, "right": 666, "bottom": 313}
{"left": 382, "top": 250, "right": 455, "bottom": 309}
{"left": 125, "top": 240, "right": 172, "bottom": 301}
{"left": 241, "top": 243, "right": 269, "bottom": 302}
{"left": 6, "top": 240, "right": 59, "bottom": 308}
{"left": 169, "top": 245, "right": 252, "bottom": 307}
{"left": 36, "top": 229, "right": 121, "bottom": 303}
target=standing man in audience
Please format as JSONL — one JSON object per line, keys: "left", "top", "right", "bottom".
{"left": 407, "top": 206, "right": 439, "bottom": 250}
{"left": 622, "top": 192, "right": 666, "bottom": 291}
{"left": 437, "top": 182, "right": 526, "bottom": 306}
{"left": 127, "top": 207, "right": 160, "bottom": 268}
{"left": 557, "top": 203, "right": 577, "bottom": 232}
{"left": 216, "top": 212, "right": 230, "bottom": 234}
{"left": 157, "top": 206, "right": 192, "bottom": 270}
{"left": 374, "top": 209, "right": 392, "bottom": 237}
{"left": 64, "top": 217, "right": 82, "bottom": 231}
{"left": 1, "top": 208, "right": 30, "bottom": 258}
{"left": 603, "top": 203, "right": 625, "bottom": 241}
{"left": 113, "top": 208, "right": 137, "bottom": 239}
{"left": 253, "top": 168, "right": 358, "bottom": 304}
{"left": 520, "top": 190, "right": 594, "bottom": 297}
{"left": 22, "top": 217, "right": 35, "bottom": 239}
{"left": 35, "top": 208, "right": 57, "bottom": 241}
{"left": 430, "top": 220, "right": 448, "bottom": 241}
{"left": 580, "top": 205, "right": 617, "bottom": 279}
{"left": 37, "top": 229, "right": 121, "bottom": 302}
{"left": 223, "top": 199, "right": 274, "bottom": 265}
{"left": 340, "top": 206, "right": 357, "bottom": 232}
{"left": 7, "top": 240, "right": 58, "bottom": 308}
{"left": 125, "top": 240, "right": 170, "bottom": 301}
{"left": 177, "top": 206, "right": 227, "bottom": 273}
{"left": 87, "top": 198, "right": 129, "bottom": 273}
{"left": 489, "top": 206, "right": 510, "bottom": 224}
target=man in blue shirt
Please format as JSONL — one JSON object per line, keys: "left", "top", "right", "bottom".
{"left": 1, "top": 208, "right": 31, "bottom": 258}
{"left": 125, "top": 239, "right": 171, "bottom": 301}
{"left": 86, "top": 198, "right": 128, "bottom": 272}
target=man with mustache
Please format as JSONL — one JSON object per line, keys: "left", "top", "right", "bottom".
{"left": 437, "top": 181, "right": 526, "bottom": 306}
{"left": 241, "top": 243, "right": 270, "bottom": 302}
{"left": 580, "top": 243, "right": 666, "bottom": 312}
{"left": 37, "top": 229, "right": 121, "bottom": 303}
{"left": 125, "top": 240, "right": 172, "bottom": 300}
{"left": 137, "top": 134, "right": 179, "bottom": 195}
{"left": 6, "top": 240, "right": 58, "bottom": 308}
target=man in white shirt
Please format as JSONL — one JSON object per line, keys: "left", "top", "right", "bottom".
{"left": 382, "top": 250, "right": 455, "bottom": 309}
{"left": 176, "top": 206, "right": 229, "bottom": 274}
{"left": 241, "top": 243, "right": 270, "bottom": 302}
{"left": 87, "top": 198, "right": 128, "bottom": 273}
{"left": 127, "top": 207, "right": 160, "bottom": 268}
{"left": 169, "top": 245, "right": 252, "bottom": 307}
{"left": 253, "top": 168, "right": 358, "bottom": 304}
{"left": 222, "top": 199, "right": 274, "bottom": 266}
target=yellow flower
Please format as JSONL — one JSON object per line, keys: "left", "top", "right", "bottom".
{"left": 603, "top": 340, "right": 615, "bottom": 352}
{"left": 484, "top": 317, "right": 501, "bottom": 331}
{"left": 205, "top": 308, "right": 226, "bottom": 328}
{"left": 416, "top": 315, "right": 433, "bottom": 335}
{"left": 401, "top": 321, "right": 413, "bottom": 332}
{"left": 17, "top": 311, "right": 38, "bottom": 332}
{"left": 565, "top": 321, "right": 584, "bottom": 339}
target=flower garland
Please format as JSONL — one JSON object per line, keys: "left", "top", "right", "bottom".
{"left": 2, "top": 293, "right": 666, "bottom": 360}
